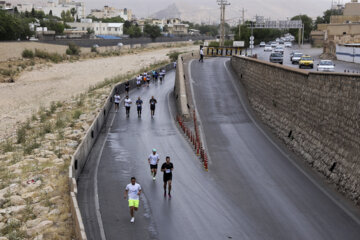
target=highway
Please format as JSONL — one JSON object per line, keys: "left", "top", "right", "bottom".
{"left": 252, "top": 44, "right": 360, "bottom": 73}
{"left": 78, "top": 59, "right": 360, "bottom": 240}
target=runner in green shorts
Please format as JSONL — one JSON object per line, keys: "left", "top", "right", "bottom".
{"left": 124, "top": 177, "right": 142, "bottom": 223}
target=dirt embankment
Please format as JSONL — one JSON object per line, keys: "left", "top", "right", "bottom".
{"left": 0, "top": 43, "right": 198, "bottom": 140}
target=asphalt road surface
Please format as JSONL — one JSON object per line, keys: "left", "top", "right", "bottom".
{"left": 78, "top": 59, "right": 360, "bottom": 240}
{"left": 252, "top": 44, "right": 360, "bottom": 73}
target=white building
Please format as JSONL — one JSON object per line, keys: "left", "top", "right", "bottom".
{"left": 16, "top": 1, "right": 86, "bottom": 20}
{"left": 89, "top": 6, "right": 132, "bottom": 21}
{"left": 67, "top": 19, "right": 124, "bottom": 36}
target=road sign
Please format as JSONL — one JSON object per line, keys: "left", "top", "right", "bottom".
{"left": 204, "top": 42, "right": 209, "bottom": 47}
{"left": 250, "top": 36, "right": 254, "bottom": 41}
{"left": 233, "top": 41, "right": 245, "bottom": 47}
{"left": 249, "top": 45, "right": 254, "bottom": 49}
{"left": 250, "top": 40, "right": 254, "bottom": 45}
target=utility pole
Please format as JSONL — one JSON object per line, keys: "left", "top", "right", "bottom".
{"left": 217, "top": 0, "right": 230, "bottom": 46}
{"left": 238, "top": 8, "right": 245, "bottom": 40}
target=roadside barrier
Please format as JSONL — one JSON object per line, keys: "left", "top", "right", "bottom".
{"left": 176, "top": 113, "right": 208, "bottom": 171}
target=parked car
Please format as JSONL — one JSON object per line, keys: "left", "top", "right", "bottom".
{"left": 291, "top": 52, "right": 303, "bottom": 64}
{"left": 284, "top": 42, "right": 292, "bottom": 48}
{"left": 299, "top": 55, "right": 314, "bottom": 69}
{"left": 264, "top": 45, "right": 272, "bottom": 51}
{"left": 271, "top": 42, "right": 278, "bottom": 48}
{"left": 274, "top": 46, "right": 284, "bottom": 54}
{"left": 260, "top": 41, "right": 266, "bottom": 47}
{"left": 317, "top": 60, "right": 335, "bottom": 72}
{"left": 269, "top": 52, "right": 283, "bottom": 64}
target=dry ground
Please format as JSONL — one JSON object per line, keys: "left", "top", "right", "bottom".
{"left": 0, "top": 43, "right": 198, "bottom": 140}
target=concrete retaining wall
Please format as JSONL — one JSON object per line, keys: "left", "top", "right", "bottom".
{"left": 69, "top": 63, "right": 173, "bottom": 239}
{"left": 174, "top": 51, "right": 199, "bottom": 119}
{"left": 231, "top": 56, "right": 360, "bottom": 205}
{"left": 336, "top": 44, "right": 360, "bottom": 64}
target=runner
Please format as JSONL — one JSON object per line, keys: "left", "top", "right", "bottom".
{"left": 136, "top": 75, "right": 142, "bottom": 89}
{"left": 136, "top": 96, "right": 143, "bottom": 118}
{"left": 114, "top": 92, "right": 120, "bottom": 112}
{"left": 149, "top": 96, "right": 157, "bottom": 118}
{"left": 161, "top": 156, "right": 174, "bottom": 198}
{"left": 125, "top": 81, "right": 130, "bottom": 94}
{"left": 142, "top": 74, "right": 147, "bottom": 87}
{"left": 148, "top": 149, "right": 160, "bottom": 180}
{"left": 154, "top": 70, "right": 158, "bottom": 81}
{"left": 124, "top": 95, "right": 132, "bottom": 118}
{"left": 173, "top": 61, "right": 177, "bottom": 69}
{"left": 124, "top": 177, "right": 142, "bottom": 223}
{"left": 146, "top": 73, "right": 151, "bottom": 87}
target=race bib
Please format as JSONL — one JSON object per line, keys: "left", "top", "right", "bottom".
{"left": 166, "top": 169, "right": 171, "bottom": 173}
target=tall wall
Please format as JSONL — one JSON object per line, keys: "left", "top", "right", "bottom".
{"left": 231, "top": 56, "right": 360, "bottom": 205}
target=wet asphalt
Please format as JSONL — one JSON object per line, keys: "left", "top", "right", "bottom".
{"left": 78, "top": 60, "right": 360, "bottom": 240}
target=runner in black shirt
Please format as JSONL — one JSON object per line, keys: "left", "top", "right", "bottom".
{"left": 125, "top": 81, "right": 130, "bottom": 94}
{"left": 161, "top": 156, "right": 174, "bottom": 198}
{"left": 136, "top": 97, "right": 143, "bottom": 118}
{"left": 149, "top": 96, "right": 157, "bottom": 118}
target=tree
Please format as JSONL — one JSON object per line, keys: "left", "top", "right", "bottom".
{"left": 163, "top": 25, "right": 169, "bottom": 32}
{"left": 314, "top": 9, "right": 343, "bottom": 29}
{"left": 31, "top": 8, "right": 35, "bottom": 18}
{"left": 144, "top": 24, "right": 161, "bottom": 41}
{"left": 14, "top": 7, "right": 18, "bottom": 14}
{"left": 289, "top": 15, "right": 313, "bottom": 40}
{"left": 61, "top": 10, "right": 74, "bottom": 22}
{"left": 70, "top": 8, "right": 77, "bottom": 18}
{"left": 49, "top": 10, "right": 52, "bottom": 16}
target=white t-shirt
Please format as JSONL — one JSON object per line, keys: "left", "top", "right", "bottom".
{"left": 200, "top": 49, "right": 204, "bottom": 55}
{"left": 114, "top": 95, "right": 120, "bottom": 103}
{"left": 148, "top": 153, "right": 159, "bottom": 165}
{"left": 136, "top": 76, "right": 141, "bottom": 83}
{"left": 126, "top": 183, "right": 141, "bottom": 200}
{"left": 124, "top": 98, "right": 132, "bottom": 107}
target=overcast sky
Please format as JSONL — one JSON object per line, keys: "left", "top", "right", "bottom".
{"left": 82, "top": 0, "right": 349, "bottom": 20}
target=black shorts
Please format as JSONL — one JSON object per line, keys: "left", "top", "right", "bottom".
{"left": 163, "top": 173, "right": 172, "bottom": 182}
{"left": 150, "top": 164, "right": 158, "bottom": 169}
{"left": 115, "top": 102, "right": 119, "bottom": 106}
{"left": 150, "top": 105, "right": 155, "bottom": 110}
{"left": 125, "top": 106, "right": 130, "bottom": 110}
{"left": 137, "top": 106, "right": 142, "bottom": 111}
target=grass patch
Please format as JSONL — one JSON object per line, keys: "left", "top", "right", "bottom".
{"left": 34, "top": 49, "right": 64, "bottom": 63}
{"left": 167, "top": 51, "right": 184, "bottom": 62}
{"left": 72, "top": 110, "right": 82, "bottom": 120}
{"left": 22, "top": 49, "right": 34, "bottom": 58}
{"left": 1, "top": 139, "right": 15, "bottom": 153}
{"left": 23, "top": 139, "right": 40, "bottom": 155}
{"left": 16, "top": 124, "right": 27, "bottom": 144}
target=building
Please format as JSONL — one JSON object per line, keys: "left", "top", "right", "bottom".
{"left": 16, "top": 1, "right": 86, "bottom": 20}
{"left": 311, "top": 0, "right": 360, "bottom": 54}
{"left": 67, "top": 19, "right": 124, "bottom": 36}
{"left": 89, "top": 6, "right": 132, "bottom": 21}
{"left": 167, "top": 23, "right": 189, "bottom": 35}
{"left": 0, "top": 1, "right": 11, "bottom": 9}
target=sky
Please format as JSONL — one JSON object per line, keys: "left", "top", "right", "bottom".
{"left": 81, "top": 0, "right": 350, "bottom": 20}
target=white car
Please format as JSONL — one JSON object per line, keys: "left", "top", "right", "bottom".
{"left": 260, "top": 41, "right": 266, "bottom": 47}
{"left": 284, "top": 42, "right": 292, "bottom": 48}
{"left": 264, "top": 45, "right": 272, "bottom": 51}
{"left": 317, "top": 60, "right": 335, "bottom": 72}
{"left": 274, "top": 46, "right": 284, "bottom": 54}
{"left": 271, "top": 42, "right": 278, "bottom": 48}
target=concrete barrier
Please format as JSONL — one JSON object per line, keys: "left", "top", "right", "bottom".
{"left": 231, "top": 55, "right": 360, "bottom": 205}
{"left": 174, "top": 51, "right": 199, "bottom": 119}
{"left": 68, "top": 63, "right": 174, "bottom": 239}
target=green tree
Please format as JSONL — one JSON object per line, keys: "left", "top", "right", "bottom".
{"left": 0, "top": 11, "right": 33, "bottom": 40}
{"left": 70, "top": 8, "right": 77, "bottom": 18}
{"left": 289, "top": 15, "right": 313, "bottom": 40}
{"left": 61, "top": 10, "right": 74, "bottom": 22}
{"left": 49, "top": 10, "right": 53, "bottom": 16}
{"left": 144, "top": 24, "right": 161, "bottom": 41}
{"left": 314, "top": 9, "right": 343, "bottom": 29}
{"left": 31, "top": 8, "right": 35, "bottom": 18}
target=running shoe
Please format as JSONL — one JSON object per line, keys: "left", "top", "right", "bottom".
{"left": 164, "top": 192, "right": 166, "bottom": 197}
{"left": 168, "top": 193, "right": 171, "bottom": 198}
{"left": 153, "top": 177, "right": 156, "bottom": 181}
{"left": 130, "top": 217, "right": 135, "bottom": 223}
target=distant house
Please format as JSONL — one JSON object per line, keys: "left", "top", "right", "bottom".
{"left": 89, "top": 6, "right": 132, "bottom": 21}
{"left": 67, "top": 19, "right": 124, "bottom": 36}
{"left": 167, "top": 23, "right": 189, "bottom": 35}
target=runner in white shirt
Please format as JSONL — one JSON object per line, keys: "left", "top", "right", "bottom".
{"left": 114, "top": 92, "right": 120, "bottom": 112}
{"left": 124, "top": 95, "right": 132, "bottom": 118}
{"left": 148, "top": 149, "right": 160, "bottom": 180}
{"left": 124, "top": 177, "right": 142, "bottom": 223}
{"left": 136, "top": 75, "right": 142, "bottom": 89}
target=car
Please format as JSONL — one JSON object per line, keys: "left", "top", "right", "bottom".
{"left": 274, "top": 46, "right": 284, "bottom": 54}
{"left": 271, "top": 42, "right": 278, "bottom": 48}
{"left": 264, "top": 45, "right": 273, "bottom": 51}
{"left": 269, "top": 52, "right": 283, "bottom": 64}
{"left": 117, "top": 42, "right": 123, "bottom": 47}
{"left": 284, "top": 42, "right": 292, "bottom": 48}
{"left": 260, "top": 41, "right": 266, "bottom": 47}
{"left": 299, "top": 55, "right": 314, "bottom": 69}
{"left": 92, "top": 44, "right": 99, "bottom": 48}
{"left": 317, "top": 60, "right": 335, "bottom": 72}
{"left": 279, "top": 40, "right": 284, "bottom": 45}
{"left": 291, "top": 52, "right": 303, "bottom": 64}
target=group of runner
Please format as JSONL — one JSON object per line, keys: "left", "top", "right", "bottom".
{"left": 124, "top": 149, "right": 174, "bottom": 223}
{"left": 136, "top": 69, "right": 166, "bottom": 88}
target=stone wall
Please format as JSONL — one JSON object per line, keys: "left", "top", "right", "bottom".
{"left": 231, "top": 56, "right": 360, "bottom": 205}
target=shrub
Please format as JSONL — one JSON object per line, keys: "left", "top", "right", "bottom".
{"left": 208, "top": 41, "right": 220, "bottom": 47}
{"left": 34, "top": 49, "right": 64, "bottom": 63}
{"left": 1, "top": 139, "right": 14, "bottom": 153}
{"left": 22, "top": 49, "right": 34, "bottom": 58}
{"left": 91, "top": 46, "right": 98, "bottom": 53}
{"left": 167, "top": 51, "right": 183, "bottom": 62}
{"left": 24, "top": 139, "right": 40, "bottom": 155}
{"left": 66, "top": 43, "right": 81, "bottom": 55}
{"left": 72, "top": 110, "right": 82, "bottom": 119}
{"left": 16, "top": 124, "right": 27, "bottom": 144}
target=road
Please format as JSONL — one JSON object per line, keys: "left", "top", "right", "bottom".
{"left": 252, "top": 44, "right": 360, "bottom": 73}
{"left": 78, "top": 59, "right": 360, "bottom": 240}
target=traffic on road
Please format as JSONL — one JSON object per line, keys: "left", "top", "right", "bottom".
{"left": 252, "top": 37, "right": 360, "bottom": 73}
